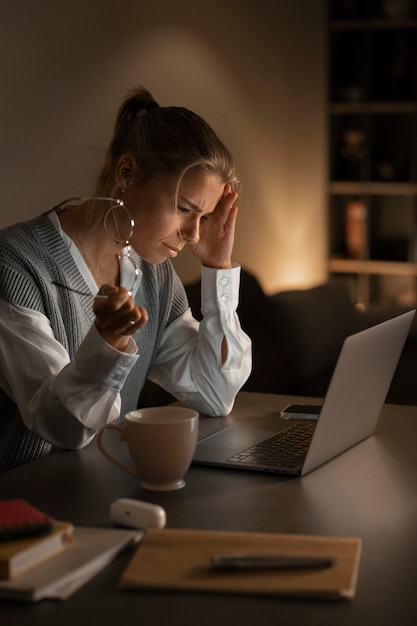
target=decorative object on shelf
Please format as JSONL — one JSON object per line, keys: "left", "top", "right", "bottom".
{"left": 345, "top": 198, "right": 367, "bottom": 259}
{"left": 339, "top": 128, "right": 366, "bottom": 181}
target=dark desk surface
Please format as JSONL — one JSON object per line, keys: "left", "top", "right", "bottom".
{"left": 1, "top": 392, "right": 417, "bottom": 625}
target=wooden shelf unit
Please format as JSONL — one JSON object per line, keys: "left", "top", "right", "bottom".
{"left": 328, "top": 0, "right": 417, "bottom": 307}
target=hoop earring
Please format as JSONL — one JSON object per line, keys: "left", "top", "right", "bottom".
{"left": 103, "top": 199, "right": 135, "bottom": 245}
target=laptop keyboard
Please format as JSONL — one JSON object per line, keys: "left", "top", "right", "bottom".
{"left": 228, "top": 422, "right": 315, "bottom": 468}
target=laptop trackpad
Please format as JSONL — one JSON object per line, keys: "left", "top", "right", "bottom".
{"left": 195, "top": 427, "right": 275, "bottom": 461}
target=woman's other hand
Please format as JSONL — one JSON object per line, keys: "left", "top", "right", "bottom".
{"left": 93, "top": 285, "right": 148, "bottom": 351}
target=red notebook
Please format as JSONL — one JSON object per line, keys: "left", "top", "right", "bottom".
{"left": 0, "top": 500, "right": 53, "bottom": 541}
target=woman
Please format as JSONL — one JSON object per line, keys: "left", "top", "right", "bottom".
{"left": 0, "top": 87, "right": 251, "bottom": 472}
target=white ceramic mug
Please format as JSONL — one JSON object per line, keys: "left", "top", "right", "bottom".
{"left": 96, "top": 407, "right": 199, "bottom": 491}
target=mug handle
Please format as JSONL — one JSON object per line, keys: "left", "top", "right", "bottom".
{"left": 96, "top": 423, "right": 139, "bottom": 479}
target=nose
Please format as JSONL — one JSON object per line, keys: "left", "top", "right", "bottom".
{"left": 179, "top": 219, "right": 200, "bottom": 244}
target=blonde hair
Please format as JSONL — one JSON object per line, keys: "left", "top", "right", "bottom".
{"left": 94, "top": 86, "right": 240, "bottom": 198}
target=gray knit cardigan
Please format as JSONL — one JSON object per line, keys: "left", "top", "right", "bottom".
{"left": 0, "top": 213, "right": 188, "bottom": 472}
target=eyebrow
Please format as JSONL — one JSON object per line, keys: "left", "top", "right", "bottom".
{"left": 178, "top": 196, "right": 203, "bottom": 213}
{"left": 178, "top": 196, "right": 217, "bottom": 217}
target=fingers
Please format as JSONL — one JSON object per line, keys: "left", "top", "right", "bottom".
{"left": 93, "top": 285, "right": 148, "bottom": 341}
{"left": 220, "top": 185, "right": 238, "bottom": 213}
{"left": 223, "top": 203, "right": 238, "bottom": 232}
{"left": 210, "top": 186, "right": 239, "bottom": 239}
{"left": 119, "top": 306, "right": 148, "bottom": 335}
{"left": 93, "top": 285, "right": 130, "bottom": 319}
{"left": 188, "top": 184, "right": 239, "bottom": 270}
{"left": 203, "top": 188, "right": 238, "bottom": 234}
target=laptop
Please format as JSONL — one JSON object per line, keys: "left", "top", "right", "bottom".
{"left": 193, "top": 309, "right": 415, "bottom": 476}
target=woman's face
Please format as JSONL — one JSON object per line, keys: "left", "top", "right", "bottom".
{"left": 126, "top": 170, "right": 224, "bottom": 264}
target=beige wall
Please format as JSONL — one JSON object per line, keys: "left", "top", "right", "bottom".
{"left": 0, "top": 0, "right": 327, "bottom": 293}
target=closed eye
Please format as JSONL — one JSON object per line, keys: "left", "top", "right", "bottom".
{"left": 177, "top": 205, "right": 210, "bottom": 222}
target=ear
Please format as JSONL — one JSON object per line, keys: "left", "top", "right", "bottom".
{"left": 115, "top": 154, "right": 138, "bottom": 187}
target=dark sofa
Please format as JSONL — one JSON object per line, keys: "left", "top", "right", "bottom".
{"left": 139, "top": 269, "right": 417, "bottom": 408}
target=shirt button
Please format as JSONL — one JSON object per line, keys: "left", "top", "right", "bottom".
{"left": 220, "top": 277, "right": 229, "bottom": 286}
{"left": 112, "top": 374, "right": 122, "bottom": 381}
{"left": 120, "top": 360, "right": 129, "bottom": 367}
{"left": 220, "top": 293, "right": 229, "bottom": 302}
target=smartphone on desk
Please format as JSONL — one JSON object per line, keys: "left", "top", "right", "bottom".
{"left": 280, "top": 403, "right": 321, "bottom": 421}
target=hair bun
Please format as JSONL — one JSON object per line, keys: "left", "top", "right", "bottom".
{"left": 145, "top": 101, "right": 159, "bottom": 112}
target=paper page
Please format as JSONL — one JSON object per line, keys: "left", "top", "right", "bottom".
{"left": 0, "top": 527, "right": 143, "bottom": 602}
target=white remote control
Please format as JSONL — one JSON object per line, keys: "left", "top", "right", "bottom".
{"left": 110, "top": 498, "right": 166, "bottom": 530}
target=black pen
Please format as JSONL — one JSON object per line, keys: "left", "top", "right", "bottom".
{"left": 208, "top": 554, "right": 335, "bottom": 571}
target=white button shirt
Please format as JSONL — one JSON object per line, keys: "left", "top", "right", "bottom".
{"left": 0, "top": 214, "right": 251, "bottom": 450}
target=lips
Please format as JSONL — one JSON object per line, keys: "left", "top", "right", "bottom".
{"left": 163, "top": 243, "right": 182, "bottom": 257}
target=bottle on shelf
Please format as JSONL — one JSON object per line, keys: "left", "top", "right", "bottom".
{"left": 345, "top": 197, "right": 367, "bottom": 260}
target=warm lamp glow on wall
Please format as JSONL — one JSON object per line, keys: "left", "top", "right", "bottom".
{"left": 263, "top": 210, "right": 326, "bottom": 293}
{"left": 122, "top": 24, "right": 326, "bottom": 295}
{"left": 235, "top": 165, "right": 327, "bottom": 294}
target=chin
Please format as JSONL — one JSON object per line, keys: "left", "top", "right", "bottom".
{"left": 143, "top": 254, "right": 169, "bottom": 265}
